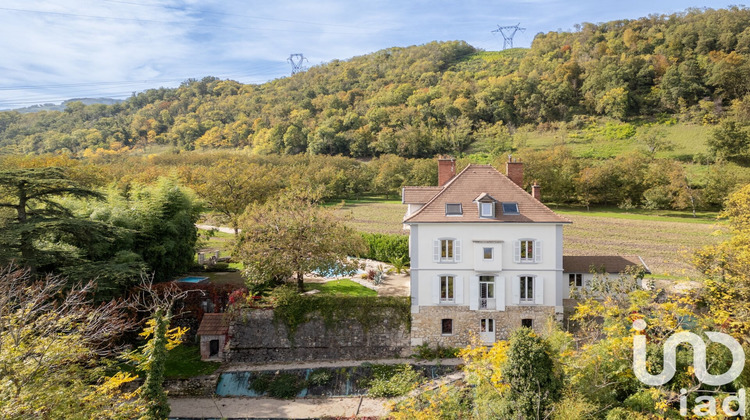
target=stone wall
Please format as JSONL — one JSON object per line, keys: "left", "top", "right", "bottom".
{"left": 410, "top": 305, "right": 555, "bottom": 347}
{"left": 226, "top": 308, "right": 411, "bottom": 363}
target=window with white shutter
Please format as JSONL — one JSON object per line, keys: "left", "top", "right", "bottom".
{"left": 516, "top": 239, "right": 539, "bottom": 264}
{"left": 534, "top": 276, "right": 544, "bottom": 304}
{"left": 496, "top": 276, "right": 506, "bottom": 311}
{"left": 454, "top": 240, "right": 462, "bottom": 262}
{"left": 534, "top": 240, "right": 542, "bottom": 263}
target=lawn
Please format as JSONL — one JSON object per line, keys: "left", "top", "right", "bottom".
{"left": 164, "top": 345, "right": 221, "bottom": 379}
{"left": 335, "top": 198, "right": 727, "bottom": 278}
{"left": 305, "top": 279, "right": 377, "bottom": 297}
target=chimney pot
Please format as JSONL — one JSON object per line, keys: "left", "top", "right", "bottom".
{"left": 532, "top": 182, "right": 541, "bottom": 201}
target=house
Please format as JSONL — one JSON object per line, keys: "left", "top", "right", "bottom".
{"left": 563, "top": 255, "right": 651, "bottom": 297}
{"left": 402, "top": 157, "right": 647, "bottom": 347}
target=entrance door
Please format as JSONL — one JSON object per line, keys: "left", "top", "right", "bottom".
{"left": 209, "top": 339, "right": 220, "bottom": 357}
{"left": 480, "top": 319, "right": 495, "bottom": 344}
{"left": 479, "top": 276, "right": 495, "bottom": 310}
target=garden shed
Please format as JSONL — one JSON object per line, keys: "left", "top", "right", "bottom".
{"left": 196, "top": 313, "right": 230, "bottom": 361}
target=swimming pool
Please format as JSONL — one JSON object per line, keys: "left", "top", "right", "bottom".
{"left": 177, "top": 276, "right": 209, "bottom": 284}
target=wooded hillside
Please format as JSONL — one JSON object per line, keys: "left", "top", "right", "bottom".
{"left": 1, "top": 7, "right": 749, "bottom": 158}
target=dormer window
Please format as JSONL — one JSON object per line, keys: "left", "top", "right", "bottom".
{"left": 502, "top": 202, "right": 519, "bottom": 215}
{"left": 480, "top": 202, "right": 494, "bottom": 218}
{"left": 445, "top": 203, "right": 462, "bottom": 216}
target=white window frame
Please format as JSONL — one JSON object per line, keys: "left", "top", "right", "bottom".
{"left": 435, "top": 238, "right": 461, "bottom": 263}
{"left": 569, "top": 273, "right": 583, "bottom": 288}
{"left": 483, "top": 247, "right": 493, "bottom": 261}
{"left": 441, "top": 239, "right": 454, "bottom": 262}
{"left": 440, "top": 275, "right": 455, "bottom": 303}
{"left": 519, "top": 275, "right": 534, "bottom": 303}
{"left": 520, "top": 240, "right": 534, "bottom": 262}
{"left": 480, "top": 202, "right": 494, "bottom": 218}
{"left": 515, "top": 239, "right": 541, "bottom": 263}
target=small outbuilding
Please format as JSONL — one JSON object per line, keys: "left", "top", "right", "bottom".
{"left": 196, "top": 313, "right": 229, "bottom": 361}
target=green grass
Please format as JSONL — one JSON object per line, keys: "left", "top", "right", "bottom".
{"left": 164, "top": 345, "right": 221, "bottom": 379}
{"left": 305, "top": 279, "right": 377, "bottom": 297}
{"left": 518, "top": 122, "right": 712, "bottom": 160}
{"left": 550, "top": 205, "right": 721, "bottom": 224}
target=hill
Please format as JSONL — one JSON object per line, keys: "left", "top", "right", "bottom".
{"left": 8, "top": 98, "right": 123, "bottom": 114}
{"left": 0, "top": 7, "right": 749, "bottom": 159}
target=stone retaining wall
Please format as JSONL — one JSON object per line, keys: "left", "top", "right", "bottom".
{"left": 226, "top": 308, "right": 411, "bottom": 363}
{"left": 410, "top": 305, "right": 556, "bottom": 347}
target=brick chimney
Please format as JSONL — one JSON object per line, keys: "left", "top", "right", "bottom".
{"left": 438, "top": 157, "right": 456, "bottom": 187}
{"left": 532, "top": 182, "right": 541, "bottom": 201}
{"left": 505, "top": 155, "right": 523, "bottom": 188}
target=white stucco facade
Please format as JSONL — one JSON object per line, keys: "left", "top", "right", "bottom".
{"left": 409, "top": 222, "right": 566, "bottom": 315}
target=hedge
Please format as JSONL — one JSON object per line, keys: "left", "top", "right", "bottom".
{"left": 359, "top": 232, "right": 409, "bottom": 263}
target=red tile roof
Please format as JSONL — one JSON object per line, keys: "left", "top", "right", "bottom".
{"left": 563, "top": 255, "right": 651, "bottom": 274}
{"left": 403, "top": 164, "right": 571, "bottom": 224}
{"left": 196, "top": 313, "right": 229, "bottom": 336}
{"left": 402, "top": 186, "right": 443, "bottom": 204}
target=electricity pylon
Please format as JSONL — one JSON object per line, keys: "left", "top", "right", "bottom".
{"left": 492, "top": 24, "right": 526, "bottom": 49}
{"left": 287, "top": 53, "right": 308, "bottom": 75}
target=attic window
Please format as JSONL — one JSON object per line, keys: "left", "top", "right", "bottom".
{"left": 445, "top": 203, "right": 463, "bottom": 216}
{"left": 502, "top": 202, "right": 519, "bottom": 215}
{"left": 480, "top": 202, "right": 494, "bottom": 218}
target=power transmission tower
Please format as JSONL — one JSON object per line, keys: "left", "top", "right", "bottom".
{"left": 287, "top": 53, "right": 308, "bottom": 75}
{"left": 492, "top": 23, "right": 526, "bottom": 49}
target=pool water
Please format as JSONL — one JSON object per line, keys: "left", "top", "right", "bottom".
{"left": 177, "top": 276, "right": 209, "bottom": 283}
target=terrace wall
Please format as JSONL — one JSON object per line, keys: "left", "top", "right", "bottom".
{"left": 226, "top": 308, "right": 411, "bottom": 363}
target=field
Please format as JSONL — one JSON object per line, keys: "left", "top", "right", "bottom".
{"left": 335, "top": 200, "right": 727, "bottom": 278}
{"left": 518, "top": 123, "right": 711, "bottom": 160}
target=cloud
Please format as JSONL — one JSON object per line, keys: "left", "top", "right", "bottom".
{"left": 0, "top": 0, "right": 741, "bottom": 109}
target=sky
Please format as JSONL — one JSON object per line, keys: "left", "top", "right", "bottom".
{"left": 0, "top": 0, "right": 742, "bottom": 110}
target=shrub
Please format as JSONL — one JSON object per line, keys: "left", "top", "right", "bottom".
{"left": 248, "top": 374, "right": 271, "bottom": 394}
{"left": 367, "top": 364, "right": 422, "bottom": 397}
{"left": 308, "top": 368, "right": 333, "bottom": 387}
{"left": 360, "top": 233, "right": 409, "bottom": 263}
{"left": 267, "top": 373, "right": 304, "bottom": 399}
{"left": 412, "top": 342, "right": 460, "bottom": 360}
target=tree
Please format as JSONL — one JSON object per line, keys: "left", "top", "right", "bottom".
{"left": 0, "top": 265, "right": 143, "bottom": 419}
{"left": 500, "top": 328, "right": 563, "bottom": 419}
{"left": 709, "top": 119, "right": 750, "bottom": 162}
{"left": 637, "top": 126, "right": 674, "bottom": 155}
{"left": 0, "top": 167, "right": 128, "bottom": 276}
{"left": 234, "top": 191, "right": 367, "bottom": 292}
{"left": 126, "top": 280, "right": 188, "bottom": 420}
{"left": 186, "top": 158, "right": 280, "bottom": 234}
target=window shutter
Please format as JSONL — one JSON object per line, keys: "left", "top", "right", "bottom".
{"left": 511, "top": 276, "right": 520, "bottom": 304}
{"left": 455, "top": 276, "right": 464, "bottom": 304}
{"left": 534, "top": 240, "right": 542, "bottom": 263}
{"left": 432, "top": 276, "right": 440, "bottom": 304}
{"left": 454, "top": 240, "right": 462, "bottom": 262}
{"left": 469, "top": 275, "right": 479, "bottom": 310}
{"left": 534, "top": 276, "right": 544, "bottom": 304}
{"left": 514, "top": 240, "right": 521, "bottom": 263}
{"left": 433, "top": 240, "right": 440, "bottom": 262}
{"left": 496, "top": 276, "right": 506, "bottom": 311}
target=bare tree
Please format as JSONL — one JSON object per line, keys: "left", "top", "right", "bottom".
{"left": 0, "top": 265, "right": 140, "bottom": 419}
